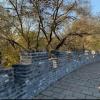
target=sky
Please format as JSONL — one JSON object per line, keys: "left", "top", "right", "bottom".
{"left": 91, "top": 0, "right": 100, "bottom": 15}
{"left": 0, "top": 0, "right": 100, "bottom": 15}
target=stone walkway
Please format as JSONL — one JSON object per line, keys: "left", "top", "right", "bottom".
{"left": 34, "top": 62, "right": 100, "bottom": 99}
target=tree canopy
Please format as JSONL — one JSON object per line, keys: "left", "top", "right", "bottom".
{"left": 0, "top": 0, "right": 100, "bottom": 67}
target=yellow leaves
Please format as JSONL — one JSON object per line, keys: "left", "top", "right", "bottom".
{"left": 70, "top": 16, "right": 100, "bottom": 51}
{"left": 1, "top": 45, "right": 19, "bottom": 67}
{"left": 83, "top": 35, "right": 100, "bottom": 51}
{"left": 72, "top": 17, "right": 95, "bottom": 34}
{"left": 0, "top": 31, "right": 48, "bottom": 67}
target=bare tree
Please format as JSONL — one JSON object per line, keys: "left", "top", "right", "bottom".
{"left": 1, "top": 0, "right": 91, "bottom": 51}
{"left": 27, "top": 0, "right": 79, "bottom": 51}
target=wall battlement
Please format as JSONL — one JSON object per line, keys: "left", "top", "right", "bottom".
{"left": 0, "top": 51, "right": 100, "bottom": 99}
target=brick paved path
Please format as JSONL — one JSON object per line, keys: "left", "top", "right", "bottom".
{"left": 34, "top": 62, "right": 100, "bottom": 99}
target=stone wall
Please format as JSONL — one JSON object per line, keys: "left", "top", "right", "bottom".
{"left": 0, "top": 51, "right": 100, "bottom": 99}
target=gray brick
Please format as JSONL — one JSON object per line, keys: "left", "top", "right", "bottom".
{"left": 63, "top": 90, "right": 73, "bottom": 96}
{"left": 93, "top": 92, "right": 100, "bottom": 98}
{"left": 73, "top": 93, "right": 86, "bottom": 99}
{"left": 41, "top": 90, "right": 53, "bottom": 96}
{"left": 46, "top": 86, "right": 54, "bottom": 91}
{"left": 1, "top": 52, "right": 100, "bottom": 99}
{"left": 33, "top": 94, "right": 44, "bottom": 99}
{"left": 51, "top": 87, "right": 64, "bottom": 93}
{"left": 88, "top": 87, "right": 99, "bottom": 93}
{"left": 52, "top": 92, "right": 65, "bottom": 99}
{"left": 85, "top": 95, "right": 98, "bottom": 99}
{"left": 81, "top": 89, "right": 93, "bottom": 95}
{"left": 64, "top": 95, "right": 77, "bottom": 99}
{"left": 41, "top": 96, "right": 53, "bottom": 99}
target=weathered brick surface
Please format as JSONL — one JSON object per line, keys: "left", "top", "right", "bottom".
{"left": 0, "top": 51, "right": 100, "bottom": 99}
{"left": 35, "top": 61, "right": 100, "bottom": 99}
